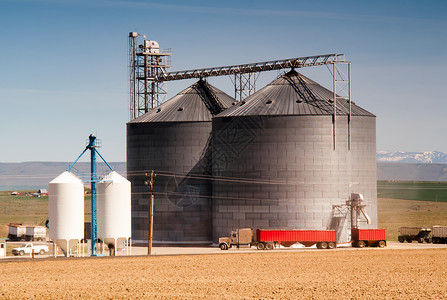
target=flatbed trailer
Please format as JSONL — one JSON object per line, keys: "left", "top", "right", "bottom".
{"left": 351, "top": 228, "right": 386, "bottom": 247}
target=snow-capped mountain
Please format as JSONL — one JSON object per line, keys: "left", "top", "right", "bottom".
{"left": 377, "top": 151, "right": 447, "bottom": 163}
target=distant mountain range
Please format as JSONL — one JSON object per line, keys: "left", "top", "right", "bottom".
{"left": 2, "top": 152, "right": 447, "bottom": 190}
{"left": 0, "top": 162, "right": 126, "bottom": 191}
{"left": 377, "top": 151, "right": 447, "bottom": 164}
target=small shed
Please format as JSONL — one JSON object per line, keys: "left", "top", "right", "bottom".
{"left": 37, "top": 189, "right": 48, "bottom": 195}
{"left": 0, "top": 239, "right": 7, "bottom": 257}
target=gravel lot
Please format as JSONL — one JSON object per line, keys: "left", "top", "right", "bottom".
{"left": 1, "top": 245, "right": 446, "bottom": 299}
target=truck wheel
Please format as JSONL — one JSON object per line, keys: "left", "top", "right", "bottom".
{"left": 417, "top": 237, "right": 424, "bottom": 243}
{"left": 406, "top": 238, "right": 412, "bottom": 243}
{"left": 19, "top": 250, "right": 24, "bottom": 256}
{"left": 219, "top": 243, "right": 228, "bottom": 250}
{"left": 265, "top": 243, "right": 274, "bottom": 250}
{"left": 319, "top": 242, "right": 328, "bottom": 249}
{"left": 357, "top": 241, "right": 366, "bottom": 248}
{"left": 327, "top": 242, "right": 336, "bottom": 249}
{"left": 398, "top": 236, "right": 404, "bottom": 243}
{"left": 377, "top": 240, "right": 386, "bottom": 248}
{"left": 39, "top": 249, "right": 45, "bottom": 255}
{"left": 256, "top": 243, "right": 265, "bottom": 250}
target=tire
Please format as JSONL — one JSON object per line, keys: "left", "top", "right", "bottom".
{"left": 327, "top": 242, "right": 336, "bottom": 249}
{"left": 320, "top": 242, "right": 328, "bottom": 249}
{"left": 19, "top": 250, "right": 24, "bottom": 256}
{"left": 352, "top": 241, "right": 358, "bottom": 248}
{"left": 398, "top": 236, "right": 404, "bottom": 243}
{"left": 417, "top": 237, "right": 424, "bottom": 243}
{"left": 377, "top": 240, "right": 386, "bottom": 248}
{"left": 357, "top": 241, "right": 366, "bottom": 248}
{"left": 39, "top": 249, "right": 45, "bottom": 255}
{"left": 256, "top": 243, "right": 265, "bottom": 250}
{"left": 219, "top": 243, "right": 228, "bottom": 250}
{"left": 265, "top": 243, "right": 274, "bottom": 250}
{"left": 406, "top": 238, "right": 412, "bottom": 243}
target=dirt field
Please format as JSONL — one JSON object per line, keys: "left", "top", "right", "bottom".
{"left": 1, "top": 249, "right": 447, "bottom": 299}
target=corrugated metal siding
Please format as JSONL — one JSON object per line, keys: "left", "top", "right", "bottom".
{"left": 129, "top": 81, "right": 236, "bottom": 123}
{"left": 217, "top": 70, "right": 375, "bottom": 117}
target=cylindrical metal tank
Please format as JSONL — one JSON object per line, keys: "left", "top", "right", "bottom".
{"left": 48, "top": 171, "right": 84, "bottom": 255}
{"left": 97, "top": 171, "right": 131, "bottom": 249}
{"left": 212, "top": 70, "right": 377, "bottom": 243}
{"left": 127, "top": 80, "right": 235, "bottom": 244}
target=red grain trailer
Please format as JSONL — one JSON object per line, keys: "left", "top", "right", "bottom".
{"left": 256, "top": 229, "right": 337, "bottom": 249}
{"left": 351, "top": 228, "right": 386, "bottom": 248}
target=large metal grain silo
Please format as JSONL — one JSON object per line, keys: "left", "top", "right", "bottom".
{"left": 127, "top": 79, "right": 235, "bottom": 244}
{"left": 212, "top": 70, "right": 376, "bottom": 243}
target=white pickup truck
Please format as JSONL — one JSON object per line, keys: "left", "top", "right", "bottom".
{"left": 12, "top": 243, "right": 49, "bottom": 256}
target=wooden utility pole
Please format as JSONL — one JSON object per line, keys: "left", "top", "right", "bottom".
{"left": 145, "top": 171, "right": 155, "bottom": 255}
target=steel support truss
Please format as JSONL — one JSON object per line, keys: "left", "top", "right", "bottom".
{"left": 330, "top": 61, "right": 351, "bottom": 150}
{"left": 159, "top": 54, "right": 345, "bottom": 81}
{"left": 129, "top": 32, "right": 171, "bottom": 120}
{"left": 231, "top": 72, "right": 259, "bottom": 101}
{"left": 155, "top": 53, "right": 347, "bottom": 111}
{"left": 129, "top": 33, "right": 349, "bottom": 121}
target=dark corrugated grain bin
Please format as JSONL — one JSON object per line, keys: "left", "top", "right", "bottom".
{"left": 212, "top": 70, "right": 377, "bottom": 243}
{"left": 127, "top": 80, "right": 235, "bottom": 244}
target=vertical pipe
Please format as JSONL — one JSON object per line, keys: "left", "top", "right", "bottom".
{"left": 332, "top": 63, "right": 336, "bottom": 150}
{"left": 348, "top": 62, "right": 351, "bottom": 151}
{"left": 89, "top": 134, "right": 98, "bottom": 256}
{"left": 147, "top": 171, "right": 154, "bottom": 255}
{"left": 234, "top": 74, "right": 237, "bottom": 100}
{"left": 144, "top": 53, "right": 148, "bottom": 113}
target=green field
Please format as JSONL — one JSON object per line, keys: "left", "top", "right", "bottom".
{"left": 378, "top": 181, "right": 447, "bottom": 202}
{"left": 1, "top": 182, "right": 447, "bottom": 241}
{"left": 0, "top": 191, "right": 91, "bottom": 237}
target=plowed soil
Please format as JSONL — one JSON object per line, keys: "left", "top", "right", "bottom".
{"left": 1, "top": 249, "right": 447, "bottom": 299}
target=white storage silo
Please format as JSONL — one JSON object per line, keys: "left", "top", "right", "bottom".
{"left": 97, "top": 171, "right": 131, "bottom": 254}
{"left": 49, "top": 171, "right": 84, "bottom": 256}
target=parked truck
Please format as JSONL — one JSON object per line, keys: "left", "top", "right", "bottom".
{"left": 351, "top": 228, "right": 386, "bottom": 247}
{"left": 398, "top": 226, "right": 431, "bottom": 243}
{"left": 8, "top": 223, "right": 26, "bottom": 241}
{"left": 25, "top": 226, "right": 46, "bottom": 241}
{"left": 432, "top": 226, "right": 447, "bottom": 244}
{"left": 12, "top": 243, "right": 49, "bottom": 256}
{"left": 219, "top": 228, "right": 337, "bottom": 250}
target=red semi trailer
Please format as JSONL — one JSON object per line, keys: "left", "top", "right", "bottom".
{"left": 257, "top": 229, "right": 337, "bottom": 249}
{"left": 351, "top": 228, "right": 386, "bottom": 248}
{"left": 219, "top": 228, "right": 337, "bottom": 250}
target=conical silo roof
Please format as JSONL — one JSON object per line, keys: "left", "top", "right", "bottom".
{"left": 216, "top": 70, "right": 375, "bottom": 117}
{"left": 129, "top": 80, "right": 236, "bottom": 123}
{"left": 49, "top": 171, "right": 83, "bottom": 184}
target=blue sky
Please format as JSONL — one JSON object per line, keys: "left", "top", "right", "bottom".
{"left": 1, "top": 0, "right": 446, "bottom": 162}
